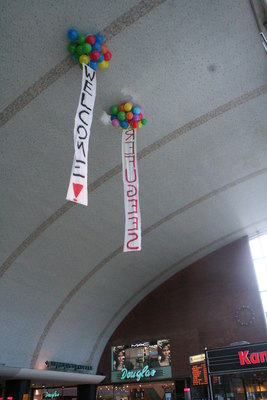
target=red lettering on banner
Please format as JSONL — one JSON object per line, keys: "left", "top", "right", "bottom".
{"left": 124, "top": 154, "right": 136, "bottom": 166}
{"left": 128, "top": 199, "right": 138, "bottom": 214}
{"left": 127, "top": 185, "right": 137, "bottom": 197}
{"left": 128, "top": 216, "right": 139, "bottom": 231}
{"left": 122, "top": 128, "right": 141, "bottom": 251}
{"left": 125, "top": 142, "right": 135, "bottom": 155}
{"left": 125, "top": 130, "right": 135, "bottom": 142}
{"left": 125, "top": 168, "right": 137, "bottom": 183}
{"left": 127, "top": 233, "right": 139, "bottom": 250}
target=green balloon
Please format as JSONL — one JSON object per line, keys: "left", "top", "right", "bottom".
{"left": 77, "top": 35, "right": 86, "bottom": 44}
{"left": 68, "top": 42, "right": 76, "bottom": 55}
{"left": 74, "top": 48, "right": 80, "bottom": 59}
{"left": 82, "top": 43, "right": 92, "bottom": 54}
{"left": 141, "top": 118, "right": 147, "bottom": 125}
{"left": 77, "top": 45, "right": 84, "bottom": 56}
{"left": 118, "top": 111, "right": 126, "bottom": 121}
{"left": 110, "top": 105, "right": 118, "bottom": 115}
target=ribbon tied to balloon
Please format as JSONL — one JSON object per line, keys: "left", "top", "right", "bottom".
{"left": 66, "top": 28, "right": 112, "bottom": 205}
{"left": 109, "top": 102, "right": 147, "bottom": 252}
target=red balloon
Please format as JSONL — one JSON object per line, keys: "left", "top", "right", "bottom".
{"left": 90, "top": 50, "right": 100, "bottom": 61}
{"left": 85, "top": 35, "right": 95, "bottom": 45}
{"left": 132, "top": 121, "right": 138, "bottom": 129}
{"left": 104, "top": 51, "right": 112, "bottom": 61}
{"left": 138, "top": 113, "right": 143, "bottom": 121}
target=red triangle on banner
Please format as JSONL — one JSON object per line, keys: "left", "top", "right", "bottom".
{"left": 73, "top": 183, "right": 83, "bottom": 200}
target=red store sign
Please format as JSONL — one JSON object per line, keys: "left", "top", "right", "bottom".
{"left": 238, "top": 350, "right": 267, "bottom": 365}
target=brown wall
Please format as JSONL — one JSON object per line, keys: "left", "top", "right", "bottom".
{"left": 98, "top": 236, "right": 267, "bottom": 381}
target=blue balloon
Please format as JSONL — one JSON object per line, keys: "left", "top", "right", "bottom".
{"left": 133, "top": 107, "right": 141, "bottom": 115}
{"left": 120, "top": 120, "right": 128, "bottom": 129}
{"left": 89, "top": 60, "right": 98, "bottom": 71}
{"left": 68, "top": 28, "right": 79, "bottom": 41}
{"left": 95, "top": 34, "right": 104, "bottom": 44}
{"left": 97, "top": 53, "right": 104, "bottom": 63}
{"left": 92, "top": 42, "right": 102, "bottom": 52}
{"left": 111, "top": 115, "right": 117, "bottom": 120}
{"left": 72, "top": 54, "right": 78, "bottom": 63}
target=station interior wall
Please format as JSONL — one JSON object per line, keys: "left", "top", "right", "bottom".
{"left": 97, "top": 236, "right": 267, "bottom": 381}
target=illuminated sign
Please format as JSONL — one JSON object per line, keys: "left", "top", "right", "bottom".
{"left": 238, "top": 350, "right": 267, "bottom": 365}
{"left": 206, "top": 342, "right": 267, "bottom": 374}
{"left": 189, "top": 353, "right": 205, "bottom": 364}
{"left": 111, "top": 339, "right": 172, "bottom": 383}
{"left": 121, "top": 365, "right": 156, "bottom": 382}
{"left": 45, "top": 392, "right": 60, "bottom": 399}
{"left": 190, "top": 363, "right": 208, "bottom": 386}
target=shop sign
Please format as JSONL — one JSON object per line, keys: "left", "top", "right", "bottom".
{"left": 189, "top": 353, "right": 205, "bottom": 364}
{"left": 45, "top": 360, "right": 92, "bottom": 371}
{"left": 238, "top": 350, "right": 267, "bottom": 365}
{"left": 111, "top": 339, "right": 172, "bottom": 383}
{"left": 206, "top": 342, "right": 267, "bottom": 374}
{"left": 121, "top": 365, "right": 156, "bottom": 382}
{"left": 45, "top": 391, "right": 60, "bottom": 399}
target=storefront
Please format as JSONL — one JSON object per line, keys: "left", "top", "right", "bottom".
{"left": 33, "top": 387, "right": 77, "bottom": 400}
{"left": 205, "top": 342, "right": 267, "bottom": 400}
{"left": 100, "top": 339, "right": 175, "bottom": 400}
{"left": 97, "top": 382, "right": 175, "bottom": 400}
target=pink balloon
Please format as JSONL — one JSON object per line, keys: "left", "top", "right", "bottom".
{"left": 112, "top": 119, "right": 119, "bottom": 127}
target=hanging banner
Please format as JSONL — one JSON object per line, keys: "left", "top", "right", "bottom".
{"left": 66, "top": 64, "right": 97, "bottom": 206}
{"left": 122, "top": 128, "right": 141, "bottom": 252}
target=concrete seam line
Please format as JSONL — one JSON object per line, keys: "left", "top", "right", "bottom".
{"left": 1, "top": 84, "right": 266, "bottom": 278}
{"left": 0, "top": 0, "right": 167, "bottom": 128}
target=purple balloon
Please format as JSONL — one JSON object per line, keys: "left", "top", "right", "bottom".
{"left": 112, "top": 119, "right": 120, "bottom": 127}
{"left": 133, "top": 114, "right": 139, "bottom": 121}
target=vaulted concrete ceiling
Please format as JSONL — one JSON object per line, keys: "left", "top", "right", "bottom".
{"left": 0, "top": 0, "right": 267, "bottom": 385}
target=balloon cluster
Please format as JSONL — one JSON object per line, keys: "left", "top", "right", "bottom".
{"left": 67, "top": 28, "right": 112, "bottom": 71}
{"left": 109, "top": 102, "right": 147, "bottom": 130}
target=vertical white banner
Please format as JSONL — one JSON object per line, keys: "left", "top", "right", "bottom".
{"left": 122, "top": 128, "right": 141, "bottom": 252}
{"left": 66, "top": 64, "right": 97, "bottom": 206}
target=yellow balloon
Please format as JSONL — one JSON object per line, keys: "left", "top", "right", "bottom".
{"left": 79, "top": 55, "right": 89, "bottom": 65}
{"left": 98, "top": 60, "right": 109, "bottom": 69}
{"left": 124, "top": 103, "right": 132, "bottom": 112}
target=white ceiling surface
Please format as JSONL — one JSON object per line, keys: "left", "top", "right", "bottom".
{"left": 0, "top": 0, "right": 267, "bottom": 384}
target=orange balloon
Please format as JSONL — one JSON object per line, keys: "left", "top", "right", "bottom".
{"left": 101, "top": 43, "right": 108, "bottom": 54}
{"left": 126, "top": 112, "right": 133, "bottom": 120}
{"left": 118, "top": 105, "right": 125, "bottom": 112}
